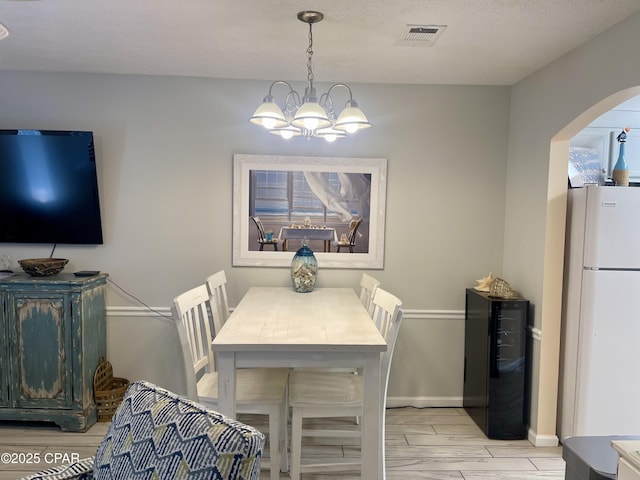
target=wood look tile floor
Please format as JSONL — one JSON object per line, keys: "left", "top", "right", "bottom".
{"left": 0, "top": 407, "right": 565, "bottom": 479}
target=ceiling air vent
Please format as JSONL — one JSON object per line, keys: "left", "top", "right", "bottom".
{"left": 396, "top": 25, "right": 446, "bottom": 47}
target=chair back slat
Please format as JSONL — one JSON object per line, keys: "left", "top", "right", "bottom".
{"left": 370, "top": 287, "right": 404, "bottom": 407}
{"left": 172, "top": 284, "right": 215, "bottom": 401}
{"left": 206, "top": 269, "right": 230, "bottom": 333}
{"left": 359, "top": 273, "right": 380, "bottom": 316}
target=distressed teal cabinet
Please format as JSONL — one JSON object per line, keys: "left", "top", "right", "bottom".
{"left": 0, "top": 273, "right": 107, "bottom": 431}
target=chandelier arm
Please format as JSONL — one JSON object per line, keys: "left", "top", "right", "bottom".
{"left": 267, "top": 81, "right": 302, "bottom": 117}
{"left": 318, "top": 92, "right": 335, "bottom": 120}
{"left": 325, "top": 83, "right": 355, "bottom": 102}
{"left": 284, "top": 90, "right": 302, "bottom": 117}
{"left": 267, "top": 80, "right": 296, "bottom": 98}
{"left": 287, "top": 90, "right": 302, "bottom": 106}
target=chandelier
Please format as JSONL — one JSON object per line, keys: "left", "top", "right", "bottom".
{"left": 249, "top": 11, "right": 371, "bottom": 142}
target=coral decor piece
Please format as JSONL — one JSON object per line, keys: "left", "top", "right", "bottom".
{"left": 474, "top": 272, "right": 494, "bottom": 292}
{"left": 474, "top": 273, "right": 519, "bottom": 299}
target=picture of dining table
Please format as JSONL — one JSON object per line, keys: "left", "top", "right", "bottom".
{"left": 211, "top": 286, "right": 388, "bottom": 479}
{"left": 279, "top": 225, "right": 338, "bottom": 252}
{"left": 232, "top": 154, "right": 387, "bottom": 268}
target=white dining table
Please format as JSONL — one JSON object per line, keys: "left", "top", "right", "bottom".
{"left": 211, "top": 286, "right": 387, "bottom": 479}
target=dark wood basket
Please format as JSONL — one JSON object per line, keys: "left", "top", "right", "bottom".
{"left": 18, "top": 258, "right": 69, "bottom": 277}
{"left": 93, "top": 357, "right": 129, "bottom": 422}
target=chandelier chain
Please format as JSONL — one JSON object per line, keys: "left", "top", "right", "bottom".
{"left": 306, "top": 22, "right": 314, "bottom": 87}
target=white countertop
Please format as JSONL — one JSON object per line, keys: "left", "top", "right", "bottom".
{"left": 612, "top": 440, "right": 640, "bottom": 471}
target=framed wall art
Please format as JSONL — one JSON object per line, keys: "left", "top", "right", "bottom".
{"left": 232, "top": 154, "right": 387, "bottom": 268}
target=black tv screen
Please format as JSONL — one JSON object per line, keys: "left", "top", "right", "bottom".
{"left": 0, "top": 130, "right": 103, "bottom": 244}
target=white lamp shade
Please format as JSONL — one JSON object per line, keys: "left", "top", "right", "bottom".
{"left": 316, "top": 126, "right": 346, "bottom": 142}
{"left": 321, "top": 133, "right": 338, "bottom": 142}
{"left": 291, "top": 101, "right": 332, "bottom": 131}
{"left": 249, "top": 101, "right": 288, "bottom": 129}
{"left": 333, "top": 106, "right": 372, "bottom": 133}
{"left": 269, "top": 125, "right": 302, "bottom": 139}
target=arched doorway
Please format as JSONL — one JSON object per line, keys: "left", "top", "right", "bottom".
{"left": 542, "top": 86, "right": 640, "bottom": 442}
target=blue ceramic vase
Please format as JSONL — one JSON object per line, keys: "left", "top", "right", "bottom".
{"left": 613, "top": 130, "right": 630, "bottom": 186}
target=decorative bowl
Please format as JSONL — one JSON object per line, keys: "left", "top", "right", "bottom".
{"left": 18, "top": 258, "right": 69, "bottom": 277}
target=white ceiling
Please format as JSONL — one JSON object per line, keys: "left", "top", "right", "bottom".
{"left": 0, "top": 0, "right": 639, "bottom": 86}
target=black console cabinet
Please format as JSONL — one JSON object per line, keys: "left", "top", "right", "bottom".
{"left": 463, "top": 288, "right": 529, "bottom": 439}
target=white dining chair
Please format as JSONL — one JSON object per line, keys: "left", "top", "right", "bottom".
{"left": 359, "top": 272, "right": 380, "bottom": 316}
{"left": 171, "top": 284, "right": 289, "bottom": 480}
{"left": 205, "top": 269, "right": 230, "bottom": 332}
{"left": 287, "top": 287, "right": 404, "bottom": 479}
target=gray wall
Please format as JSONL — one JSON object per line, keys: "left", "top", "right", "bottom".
{"left": 0, "top": 74, "right": 510, "bottom": 406}
{"left": 505, "top": 11, "right": 640, "bottom": 445}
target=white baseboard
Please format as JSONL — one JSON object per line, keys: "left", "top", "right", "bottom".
{"left": 387, "top": 396, "right": 463, "bottom": 408}
{"left": 389, "top": 398, "right": 560, "bottom": 448}
{"left": 527, "top": 429, "right": 559, "bottom": 447}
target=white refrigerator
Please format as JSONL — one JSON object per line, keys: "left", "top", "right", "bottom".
{"left": 559, "top": 185, "right": 640, "bottom": 441}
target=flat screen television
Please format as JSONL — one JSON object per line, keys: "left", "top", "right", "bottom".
{"left": 0, "top": 130, "right": 103, "bottom": 244}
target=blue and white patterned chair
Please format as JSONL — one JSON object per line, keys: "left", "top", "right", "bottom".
{"left": 20, "top": 380, "right": 265, "bottom": 480}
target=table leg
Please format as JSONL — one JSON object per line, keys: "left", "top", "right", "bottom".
{"left": 362, "top": 353, "right": 383, "bottom": 479}
{"left": 217, "top": 352, "right": 237, "bottom": 419}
